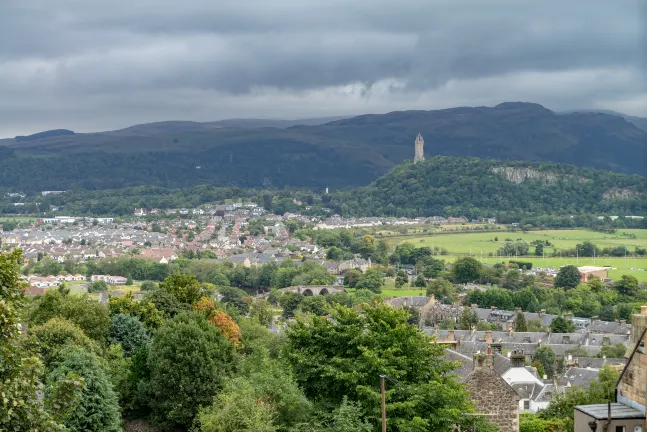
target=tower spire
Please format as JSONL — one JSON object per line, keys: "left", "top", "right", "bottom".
{"left": 414, "top": 133, "right": 425, "bottom": 163}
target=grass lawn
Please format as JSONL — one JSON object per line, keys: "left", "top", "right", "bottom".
{"left": 385, "top": 229, "right": 646, "bottom": 254}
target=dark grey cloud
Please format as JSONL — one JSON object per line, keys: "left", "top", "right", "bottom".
{"left": 0, "top": 0, "right": 645, "bottom": 137}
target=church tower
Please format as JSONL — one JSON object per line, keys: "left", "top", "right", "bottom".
{"left": 414, "top": 133, "right": 424, "bottom": 163}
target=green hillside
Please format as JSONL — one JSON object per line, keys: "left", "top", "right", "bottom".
{"left": 1, "top": 103, "right": 646, "bottom": 191}
{"left": 330, "top": 156, "right": 647, "bottom": 219}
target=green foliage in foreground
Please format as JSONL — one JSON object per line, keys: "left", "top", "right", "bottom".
{"left": 147, "top": 311, "right": 237, "bottom": 429}
{"left": 283, "top": 302, "right": 485, "bottom": 431}
{"left": 46, "top": 348, "right": 121, "bottom": 432}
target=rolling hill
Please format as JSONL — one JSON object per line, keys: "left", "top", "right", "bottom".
{"left": 1, "top": 102, "right": 645, "bottom": 191}
{"left": 330, "top": 156, "right": 647, "bottom": 219}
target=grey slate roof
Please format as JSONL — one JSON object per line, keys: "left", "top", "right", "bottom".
{"left": 560, "top": 367, "right": 600, "bottom": 388}
{"left": 443, "top": 349, "right": 473, "bottom": 382}
{"left": 576, "top": 403, "right": 646, "bottom": 420}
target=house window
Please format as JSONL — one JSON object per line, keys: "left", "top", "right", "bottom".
{"left": 523, "top": 400, "right": 530, "bottom": 410}
{"left": 615, "top": 426, "right": 625, "bottom": 432}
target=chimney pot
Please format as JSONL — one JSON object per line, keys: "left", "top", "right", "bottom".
{"left": 641, "top": 305, "right": 647, "bottom": 315}
{"left": 491, "top": 306, "right": 497, "bottom": 310}
{"left": 471, "top": 304, "right": 477, "bottom": 309}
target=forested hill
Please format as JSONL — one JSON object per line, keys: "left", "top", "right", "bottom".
{"left": 1, "top": 102, "right": 646, "bottom": 191}
{"left": 329, "top": 157, "right": 647, "bottom": 220}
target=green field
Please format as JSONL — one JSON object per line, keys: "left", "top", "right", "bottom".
{"left": 386, "top": 229, "right": 646, "bottom": 253}
{"left": 0, "top": 216, "right": 36, "bottom": 222}
{"left": 384, "top": 229, "right": 647, "bottom": 282}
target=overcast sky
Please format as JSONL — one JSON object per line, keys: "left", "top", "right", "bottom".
{"left": 1, "top": 0, "right": 646, "bottom": 137}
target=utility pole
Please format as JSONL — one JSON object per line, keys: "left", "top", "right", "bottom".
{"left": 380, "top": 374, "right": 387, "bottom": 432}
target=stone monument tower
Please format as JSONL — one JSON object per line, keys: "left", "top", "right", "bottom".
{"left": 414, "top": 133, "right": 425, "bottom": 163}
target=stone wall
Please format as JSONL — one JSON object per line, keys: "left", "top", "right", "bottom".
{"left": 618, "top": 306, "right": 647, "bottom": 429}
{"left": 464, "top": 353, "right": 520, "bottom": 432}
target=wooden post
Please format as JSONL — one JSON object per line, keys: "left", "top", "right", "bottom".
{"left": 380, "top": 374, "right": 386, "bottom": 432}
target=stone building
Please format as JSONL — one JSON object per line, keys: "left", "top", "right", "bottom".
{"left": 414, "top": 133, "right": 425, "bottom": 162}
{"left": 464, "top": 348, "right": 520, "bottom": 432}
{"left": 575, "top": 305, "right": 647, "bottom": 432}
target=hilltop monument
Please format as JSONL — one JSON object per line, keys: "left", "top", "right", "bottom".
{"left": 414, "top": 133, "right": 425, "bottom": 162}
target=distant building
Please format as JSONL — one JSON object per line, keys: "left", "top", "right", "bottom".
{"left": 577, "top": 266, "right": 609, "bottom": 282}
{"left": 414, "top": 133, "right": 425, "bottom": 163}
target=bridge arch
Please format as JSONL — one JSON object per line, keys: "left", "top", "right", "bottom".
{"left": 302, "top": 289, "right": 314, "bottom": 296}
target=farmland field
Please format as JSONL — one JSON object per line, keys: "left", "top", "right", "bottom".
{"left": 383, "top": 229, "right": 647, "bottom": 282}
{"left": 384, "top": 229, "right": 646, "bottom": 253}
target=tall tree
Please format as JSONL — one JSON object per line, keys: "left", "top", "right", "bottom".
{"left": 0, "top": 249, "right": 75, "bottom": 431}
{"left": 553, "top": 265, "right": 581, "bottom": 290}
{"left": 533, "top": 346, "right": 557, "bottom": 378}
{"left": 46, "top": 348, "right": 121, "bottom": 432}
{"left": 451, "top": 257, "right": 483, "bottom": 284}
{"left": 147, "top": 311, "right": 237, "bottom": 429}
{"left": 283, "top": 303, "right": 480, "bottom": 431}
{"left": 514, "top": 312, "right": 528, "bottom": 332}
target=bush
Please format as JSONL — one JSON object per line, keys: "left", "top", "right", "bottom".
{"left": 88, "top": 280, "right": 109, "bottom": 293}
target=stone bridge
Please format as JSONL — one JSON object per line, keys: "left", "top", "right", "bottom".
{"left": 282, "top": 285, "right": 346, "bottom": 296}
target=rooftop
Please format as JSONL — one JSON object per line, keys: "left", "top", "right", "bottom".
{"left": 575, "top": 403, "right": 645, "bottom": 420}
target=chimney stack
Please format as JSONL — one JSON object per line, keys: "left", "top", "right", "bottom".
{"left": 490, "top": 306, "right": 497, "bottom": 310}
{"left": 448, "top": 329, "right": 455, "bottom": 342}
{"left": 471, "top": 304, "right": 477, "bottom": 309}
{"left": 473, "top": 348, "right": 494, "bottom": 372}
{"left": 485, "top": 330, "right": 493, "bottom": 343}
{"left": 510, "top": 351, "right": 526, "bottom": 368}
{"left": 539, "top": 309, "right": 545, "bottom": 316}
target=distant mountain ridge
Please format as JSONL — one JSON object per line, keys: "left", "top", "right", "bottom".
{"left": 14, "top": 129, "right": 75, "bottom": 142}
{"left": 0, "top": 102, "right": 645, "bottom": 191}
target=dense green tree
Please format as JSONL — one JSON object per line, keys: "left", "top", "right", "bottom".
{"left": 459, "top": 308, "right": 479, "bottom": 330}
{"left": 550, "top": 316, "right": 576, "bottom": 333}
{"left": 426, "top": 278, "right": 457, "bottom": 303}
{"left": 218, "top": 286, "right": 251, "bottom": 315}
{"left": 394, "top": 269, "right": 408, "bottom": 289}
{"left": 196, "top": 379, "right": 277, "bottom": 432}
{"left": 140, "top": 281, "right": 157, "bottom": 291}
{"left": 108, "top": 292, "right": 163, "bottom": 329}
{"left": 280, "top": 292, "right": 304, "bottom": 318}
{"left": 299, "top": 295, "right": 330, "bottom": 316}
{"left": 46, "top": 348, "right": 121, "bottom": 432}
{"left": 514, "top": 312, "right": 528, "bottom": 332}
{"left": 283, "top": 302, "right": 480, "bottom": 431}
{"left": 328, "top": 397, "right": 372, "bottom": 432}
{"left": 533, "top": 346, "right": 557, "bottom": 378}
{"left": 0, "top": 249, "right": 75, "bottom": 431}
{"left": 28, "top": 291, "right": 111, "bottom": 343}
{"left": 159, "top": 273, "right": 203, "bottom": 305}
{"left": 343, "top": 269, "right": 363, "bottom": 288}
{"left": 31, "top": 318, "right": 100, "bottom": 368}
{"left": 250, "top": 299, "right": 274, "bottom": 326}
{"left": 107, "top": 314, "right": 151, "bottom": 357}
{"left": 143, "top": 287, "right": 190, "bottom": 318}
{"left": 597, "top": 343, "right": 627, "bottom": 359}
{"left": 451, "top": 257, "right": 483, "bottom": 283}
{"left": 147, "top": 311, "right": 237, "bottom": 429}
{"left": 413, "top": 274, "right": 427, "bottom": 287}
{"left": 553, "top": 265, "right": 581, "bottom": 290}
{"left": 88, "top": 280, "right": 108, "bottom": 293}
{"left": 613, "top": 275, "right": 640, "bottom": 297}
{"left": 354, "top": 267, "right": 384, "bottom": 293}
